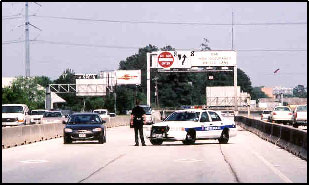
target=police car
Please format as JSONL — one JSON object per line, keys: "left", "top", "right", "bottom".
{"left": 144, "top": 109, "right": 237, "bottom": 145}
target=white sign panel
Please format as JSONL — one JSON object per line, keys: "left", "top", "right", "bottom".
{"left": 151, "top": 50, "right": 236, "bottom": 69}
{"left": 76, "top": 79, "right": 106, "bottom": 96}
{"left": 116, "top": 70, "right": 141, "bottom": 85}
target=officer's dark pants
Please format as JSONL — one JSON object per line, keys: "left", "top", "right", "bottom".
{"left": 134, "top": 124, "right": 145, "bottom": 145}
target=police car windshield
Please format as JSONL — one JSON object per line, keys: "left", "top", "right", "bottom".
{"left": 165, "top": 111, "right": 200, "bottom": 121}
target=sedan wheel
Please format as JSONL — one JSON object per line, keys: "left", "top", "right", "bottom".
{"left": 64, "top": 136, "right": 72, "bottom": 144}
{"left": 98, "top": 136, "right": 105, "bottom": 144}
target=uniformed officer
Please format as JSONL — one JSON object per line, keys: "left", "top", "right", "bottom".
{"left": 130, "top": 99, "right": 146, "bottom": 146}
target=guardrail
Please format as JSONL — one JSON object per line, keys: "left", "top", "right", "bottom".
{"left": 235, "top": 116, "right": 307, "bottom": 160}
{"left": 2, "top": 115, "right": 131, "bottom": 149}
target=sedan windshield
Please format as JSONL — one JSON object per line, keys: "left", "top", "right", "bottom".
{"left": 165, "top": 111, "right": 200, "bottom": 121}
{"left": 68, "top": 115, "right": 101, "bottom": 124}
{"left": 2, "top": 106, "right": 24, "bottom": 113}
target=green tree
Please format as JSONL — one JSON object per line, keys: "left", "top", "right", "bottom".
{"left": 293, "top": 85, "right": 307, "bottom": 98}
{"left": 2, "top": 77, "right": 46, "bottom": 109}
{"left": 250, "top": 86, "right": 269, "bottom": 100}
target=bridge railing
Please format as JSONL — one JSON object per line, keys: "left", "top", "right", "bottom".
{"left": 235, "top": 116, "right": 307, "bottom": 160}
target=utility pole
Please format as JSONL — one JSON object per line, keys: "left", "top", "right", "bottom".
{"left": 25, "top": 2, "right": 30, "bottom": 77}
{"left": 154, "top": 77, "right": 159, "bottom": 108}
{"left": 232, "top": 11, "right": 234, "bottom": 50}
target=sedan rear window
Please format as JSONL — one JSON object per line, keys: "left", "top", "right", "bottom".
{"left": 274, "top": 107, "right": 291, "bottom": 111}
{"left": 44, "top": 112, "right": 62, "bottom": 117}
{"left": 297, "top": 106, "right": 307, "bottom": 112}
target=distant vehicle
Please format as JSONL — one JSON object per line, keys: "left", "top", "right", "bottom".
{"left": 139, "top": 105, "right": 154, "bottom": 125}
{"left": 269, "top": 106, "right": 293, "bottom": 125}
{"left": 93, "top": 109, "right": 110, "bottom": 120}
{"left": 30, "top": 109, "right": 47, "bottom": 124}
{"left": 109, "top": 113, "right": 116, "bottom": 117}
{"left": 144, "top": 109, "right": 237, "bottom": 145}
{"left": 2, "top": 104, "right": 31, "bottom": 126}
{"left": 41, "top": 111, "right": 66, "bottom": 124}
{"left": 292, "top": 105, "right": 307, "bottom": 128}
{"left": 63, "top": 113, "right": 106, "bottom": 144}
{"left": 221, "top": 110, "right": 235, "bottom": 117}
{"left": 260, "top": 110, "right": 272, "bottom": 121}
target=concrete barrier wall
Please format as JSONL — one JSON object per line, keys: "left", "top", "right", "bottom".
{"left": 235, "top": 116, "right": 307, "bottom": 160}
{"left": 2, "top": 115, "right": 131, "bottom": 149}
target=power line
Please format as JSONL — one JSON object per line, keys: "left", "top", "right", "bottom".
{"left": 32, "top": 15, "right": 307, "bottom": 26}
{"left": 32, "top": 40, "right": 141, "bottom": 49}
{"left": 3, "top": 39, "right": 307, "bottom": 52}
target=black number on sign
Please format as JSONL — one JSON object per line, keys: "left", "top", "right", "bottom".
{"left": 191, "top": 51, "right": 195, "bottom": 56}
{"left": 174, "top": 51, "right": 177, "bottom": 57}
{"left": 178, "top": 54, "right": 182, "bottom": 60}
{"left": 182, "top": 55, "right": 187, "bottom": 65}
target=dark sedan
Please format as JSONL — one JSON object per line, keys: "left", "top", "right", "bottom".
{"left": 63, "top": 113, "right": 106, "bottom": 144}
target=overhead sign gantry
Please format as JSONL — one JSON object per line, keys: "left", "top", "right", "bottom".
{"left": 146, "top": 50, "right": 238, "bottom": 111}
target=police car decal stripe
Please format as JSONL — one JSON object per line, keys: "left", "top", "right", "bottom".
{"left": 185, "top": 124, "right": 236, "bottom": 132}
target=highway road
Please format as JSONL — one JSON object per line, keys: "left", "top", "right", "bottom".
{"left": 2, "top": 124, "right": 307, "bottom": 183}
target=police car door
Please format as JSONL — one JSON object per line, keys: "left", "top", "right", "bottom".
{"left": 197, "top": 111, "right": 212, "bottom": 139}
{"left": 207, "top": 111, "right": 225, "bottom": 138}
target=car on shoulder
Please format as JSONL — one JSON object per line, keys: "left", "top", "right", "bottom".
{"left": 260, "top": 110, "right": 272, "bottom": 121}
{"left": 41, "top": 111, "right": 66, "bottom": 124}
{"left": 268, "top": 106, "right": 293, "bottom": 125}
{"left": 292, "top": 105, "right": 307, "bottom": 128}
{"left": 93, "top": 109, "right": 110, "bottom": 121}
{"left": 2, "top": 104, "right": 31, "bottom": 126}
{"left": 221, "top": 110, "right": 235, "bottom": 117}
{"left": 30, "top": 109, "right": 47, "bottom": 124}
{"left": 139, "top": 105, "right": 154, "bottom": 125}
{"left": 144, "top": 109, "right": 237, "bottom": 145}
{"left": 63, "top": 113, "right": 106, "bottom": 144}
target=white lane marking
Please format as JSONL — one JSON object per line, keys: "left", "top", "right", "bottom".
{"left": 250, "top": 150, "right": 293, "bottom": 183}
{"left": 174, "top": 159, "right": 203, "bottom": 163}
{"left": 19, "top": 160, "right": 48, "bottom": 164}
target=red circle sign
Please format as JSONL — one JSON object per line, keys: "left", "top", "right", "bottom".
{"left": 158, "top": 52, "right": 174, "bottom": 68}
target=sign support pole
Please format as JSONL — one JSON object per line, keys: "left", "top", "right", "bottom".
{"left": 147, "top": 53, "right": 151, "bottom": 106}
{"left": 234, "top": 65, "right": 238, "bottom": 114}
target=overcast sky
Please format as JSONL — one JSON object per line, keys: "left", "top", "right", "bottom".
{"left": 2, "top": 2, "right": 307, "bottom": 88}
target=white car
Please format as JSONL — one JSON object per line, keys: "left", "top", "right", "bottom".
{"left": 269, "top": 106, "right": 293, "bottom": 125}
{"left": 144, "top": 109, "right": 237, "bottom": 145}
{"left": 2, "top": 104, "right": 31, "bottom": 126}
{"left": 93, "top": 109, "right": 110, "bottom": 120}
{"left": 139, "top": 105, "right": 154, "bottom": 125}
{"left": 41, "top": 111, "right": 66, "bottom": 124}
{"left": 260, "top": 110, "right": 272, "bottom": 121}
{"left": 292, "top": 105, "right": 307, "bottom": 128}
{"left": 30, "top": 109, "right": 47, "bottom": 124}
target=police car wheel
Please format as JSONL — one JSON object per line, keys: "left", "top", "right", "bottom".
{"left": 218, "top": 130, "right": 229, "bottom": 144}
{"left": 150, "top": 139, "right": 163, "bottom": 145}
{"left": 183, "top": 131, "right": 196, "bottom": 145}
